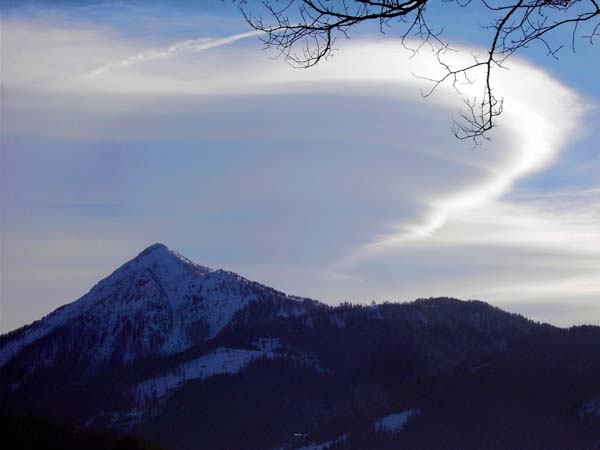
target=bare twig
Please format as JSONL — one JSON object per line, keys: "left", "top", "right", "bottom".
{"left": 239, "top": 0, "right": 599, "bottom": 143}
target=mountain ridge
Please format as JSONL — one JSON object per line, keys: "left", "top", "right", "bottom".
{"left": 2, "top": 243, "right": 599, "bottom": 450}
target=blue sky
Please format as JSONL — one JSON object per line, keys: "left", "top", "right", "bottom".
{"left": 1, "top": 0, "right": 599, "bottom": 331}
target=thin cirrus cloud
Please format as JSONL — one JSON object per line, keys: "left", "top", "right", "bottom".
{"left": 1, "top": 16, "right": 599, "bottom": 331}
{"left": 88, "top": 30, "right": 261, "bottom": 76}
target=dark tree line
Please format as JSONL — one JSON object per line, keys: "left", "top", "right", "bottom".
{"left": 0, "top": 415, "right": 164, "bottom": 450}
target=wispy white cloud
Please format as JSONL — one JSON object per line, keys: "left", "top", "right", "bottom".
{"left": 89, "top": 30, "right": 260, "bottom": 76}
{"left": 2, "top": 17, "right": 598, "bottom": 329}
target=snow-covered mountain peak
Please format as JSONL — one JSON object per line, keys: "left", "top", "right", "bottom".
{"left": 0, "top": 244, "right": 307, "bottom": 370}
{"left": 139, "top": 242, "right": 169, "bottom": 254}
{"left": 81, "top": 243, "right": 215, "bottom": 309}
{"left": 136, "top": 243, "right": 207, "bottom": 269}
{"left": 113, "top": 243, "right": 212, "bottom": 280}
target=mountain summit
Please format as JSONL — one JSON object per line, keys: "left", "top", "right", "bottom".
{"left": 119, "top": 242, "right": 212, "bottom": 278}
{"left": 0, "top": 243, "right": 305, "bottom": 370}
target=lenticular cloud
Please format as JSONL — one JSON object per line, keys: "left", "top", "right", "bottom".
{"left": 3, "top": 19, "right": 594, "bottom": 326}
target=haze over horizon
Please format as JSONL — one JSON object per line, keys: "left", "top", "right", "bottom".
{"left": 1, "top": 0, "right": 600, "bottom": 332}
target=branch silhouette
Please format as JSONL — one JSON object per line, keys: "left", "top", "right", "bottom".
{"left": 239, "top": 0, "right": 599, "bottom": 144}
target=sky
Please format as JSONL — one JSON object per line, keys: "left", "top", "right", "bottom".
{"left": 1, "top": 0, "right": 599, "bottom": 331}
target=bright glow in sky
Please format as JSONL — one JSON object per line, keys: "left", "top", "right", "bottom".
{"left": 1, "top": 1, "right": 599, "bottom": 331}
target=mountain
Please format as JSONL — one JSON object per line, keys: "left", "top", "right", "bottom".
{"left": 0, "top": 243, "right": 312, "bottom": 371}
{"left": 1, "top": 243, "right": 600, "bottom": 450}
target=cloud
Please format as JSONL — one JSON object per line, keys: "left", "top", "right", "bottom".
{"left": 1, "top": 17, "right": 598, "bottom": 330}
{"left": 89, "top": 30, "right": 261, "bottom": 76}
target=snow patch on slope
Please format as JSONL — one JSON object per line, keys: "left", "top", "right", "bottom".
{"left": 92, "top": 338, "right": 327, "bottom": 429}
{"left": 130, "top": 340, "right": 281, "bottom": 407}
{"left": 580, "top": 398, "right": 600, "bottom": 419}
{"left": 374, "top": 409, "right": 418, "bottom": 433}
{"left": 294, "top": 435, "right": 348, "bottom": 450}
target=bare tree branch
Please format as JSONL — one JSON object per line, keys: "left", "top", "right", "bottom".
{"left": 238, "top": 0, "right": 599, "bottom": 144}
